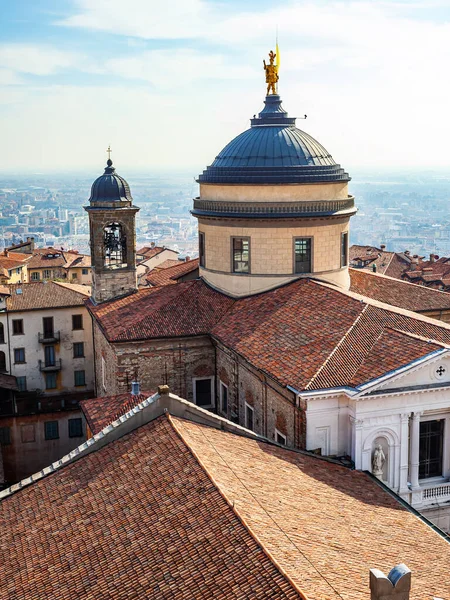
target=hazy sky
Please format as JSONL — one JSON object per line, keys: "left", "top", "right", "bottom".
{"left": 2, "top": 0, "right": 450, "bottom": 174}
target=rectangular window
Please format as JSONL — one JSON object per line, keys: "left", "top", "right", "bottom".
{"left": 73, "top": 342, "right": 84, "bottom": 358}
{"left": 101, "top": 356, "right": 107, "bottom": 391}
{"left": 45, "top": 372, "right": 57, "bottom": 389}
{"left": 68, "top": 418, "right": 83, "bottom": 438}
{"left": 45, "top": 421, "right": 59, "bottom": 441}
{"left": 341, "top": 232, "right": 349, "bottom": 267}
{"left": 294, "top": 238, "right": 312, "bottom": 274}
{"left": 232, "top": 237, "right": 250, "bottom": 274}
{"left": 44, "top": 345, "right": 56, "bottom": 367}
{"left": 43, "top": 269, "right": 51, "bottom": 279}
{"left": 419, "top": 419, "right": 444, "bottom": 479}
{"left": 31, "top": 272, "right": 40, "bottom": 281}
{"left": 275, "top": 429, "right": 287, "bottom": 445}
{"left": 42, "top": 316, "right": 54, "bottom": 338}
{"left": 245, "top": 403, "right": 254, "bottom": 432}
{"left": 12, "top": 319, "right": 23, "bottom": 335}
{"left": 71, "top": 272, "right": 78, "bottom": 280}
{"left": 0, "top": 426, "right": 11, "bottom": 446}
{"left": 72, "top": 314, "right": 83, "bottom": 330}
{"left": 14, "top": 348, "right": 25, "bottom": 363}
{"left": 194, "top": 377, "right": 213, "bottom": 407}
{"left": 82, "top": 268, "right": 89, "bottom": 275}
{"left": 16, "top": 376, "right": 27, "bottom": 392}
{"left": 74, "top": 370, "right": 86, "bottom": 386}
{"left": 219, "top": 381, "right": 228, "bottom": 414}
{"left": 199, "top": 232, "right": 205, "bottom": 268}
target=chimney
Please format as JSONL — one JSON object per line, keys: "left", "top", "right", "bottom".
{"left": 380, "top": 244, "right": 386, "bottom": 251}
{"left": 150, "top": 242, "right": 155, "bottom": 248}
{"left": 430, "top": 253, "right": 435, "bottom": 263}
{"left": 131, "top": 380, "right": 140, "bottom": 396}
{"left": 185, "top": 256, "right": 190, "bottom": 262}
{"left": 370, "top": 564, "right": 411, "bottom": 600}
{"left": 3, "top": 249, "right": 8, "bottom": 257}
{"left": 404, "top": 250, "right": 410, "bottom": 256}
{"left": 372, "top": 263, "right": 377, "bottom": 273}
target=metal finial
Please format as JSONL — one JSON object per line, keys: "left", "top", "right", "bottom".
{"left": 106, "top": 145, "right": 112, "bottom": 166}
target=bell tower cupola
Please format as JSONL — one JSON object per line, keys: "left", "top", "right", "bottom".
{"left": 85, "top": 151, "right": 140, "bottom": 304}
{"left": 192, "top": 50, "right": 356, "bottom": 297}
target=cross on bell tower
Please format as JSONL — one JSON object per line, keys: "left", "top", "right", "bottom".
{"left": 85, "top": 152, "right": 140, "bottom": 303}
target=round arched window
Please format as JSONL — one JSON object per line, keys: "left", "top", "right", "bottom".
{"left": 103, "top": 223, "right": 127, "bottom": 269}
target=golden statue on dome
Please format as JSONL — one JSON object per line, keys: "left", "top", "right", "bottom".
{"left": 263, "top": 49, "right": 279, "bottom": 95}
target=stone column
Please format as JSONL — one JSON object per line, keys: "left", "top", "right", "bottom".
{"left": 399, "top": 413, "right": 410, "bottom": 494}
{"left": 410, "top": 411, "right": 423, "bottom": 490}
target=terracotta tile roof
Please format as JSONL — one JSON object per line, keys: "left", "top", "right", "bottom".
{"left": 27, "top": 247, "right": 68, "bottom": 269}
{"left": 81, "top": 391, "right": 152, "bottom": 434}
{"left": 146, "top": 258, "right": 200, "bottom": 287}
{"left": 0, "top": 285, "right": 10, "bottom": 296}
{"left": 173, "top": 416, "right": 450, "bottom": 600}
{"left": 309, "top": 316, "right": 444, "bottom": 390}
{"left": 0, "top": 253, "right": 30, "bottom": 271}
{"left": 350, "top": 245, "right": 411, "bottom": 278}
{"left": 136, "top": 246, "right": 166, "bottom": 259}
{"left": 0, "top": 415, "right": 302, "bottom": 600}
{"left": 66, "top": 253, "right": 91, "bottom": 268}
{"left": 90, "top": 276, "right": 450, "bottom": 391}
{"left": 350, "top": 268, "right": 450, "bottom": 312}
{"left": 384, "top": 253, "right": 412, "bottom": 279}
{"left": 0, "top": 373, "right": 18, "bottom": 390}
{"left": 88, "top": 279, "right": 234, "bottom": 342}
{"left": 153, "top": 258, "right": 180, "bottom": 270}
{"left": 5, "top": 281, "right": 89, "bottom": 312}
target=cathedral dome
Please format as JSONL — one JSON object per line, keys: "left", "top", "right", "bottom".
{"left": 198, "top": 95, "right": 350, "bottom": 185}
{"left": 89, "top": 159, "right": 133, "bottom": 204}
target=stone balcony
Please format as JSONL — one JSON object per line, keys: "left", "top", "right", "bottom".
{"left": 38, "top": 359, "right": 62, "bottom": 372}
{"left": 417, "top": 481, "right": 450, "bottom": 508}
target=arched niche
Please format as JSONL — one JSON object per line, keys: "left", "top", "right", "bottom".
{"left": 362, "top": 428, "right": 400, "bottom": 489}
{"left": 103, "top": 222, "right": 127, "bottom": 269}
{"left": 0, "top": 350, "right": 6, "bottom": 372}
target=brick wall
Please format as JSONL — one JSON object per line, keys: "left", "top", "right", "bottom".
{"left": 215, "top": 342, "right": 306, "bottom": 449}
{"left": 93, "top": 317, "right": 306, "bottom": 449}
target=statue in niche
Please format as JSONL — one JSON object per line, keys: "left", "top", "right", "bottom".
{"left": 372, "top": 444, "right": 386, "bottom": 479}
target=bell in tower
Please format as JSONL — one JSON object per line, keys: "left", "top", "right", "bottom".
{"left": 85, "top": 149, "right": 140, "bottom": 303}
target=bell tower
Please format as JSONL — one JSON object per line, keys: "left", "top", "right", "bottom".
{"left": 85, "top": 154, "right": 139, "bottom": 303}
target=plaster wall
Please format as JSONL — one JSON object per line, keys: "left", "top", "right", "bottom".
{"left": 136, "top": 249, "right": 180, "bottom": 276}
{"left": 200, "top": 182, "right": 349, "bottom": 202}
{"left": 0, "top": 409, "right": 85, "bottom": 483}
{"left": 0, "top": 305, "right": 94, "bottom": 395}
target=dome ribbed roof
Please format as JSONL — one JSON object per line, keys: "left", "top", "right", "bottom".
{"left": 89, "top": 159, "right": 133, "bottom": 204}
{"left": 198, "top": 95, "right": 350, "bottom": 185}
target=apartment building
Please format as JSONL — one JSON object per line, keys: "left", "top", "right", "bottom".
{"left": 0, "top": 281, "right": 93, "bottom": 482}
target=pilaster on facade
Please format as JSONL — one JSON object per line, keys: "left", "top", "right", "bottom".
{"left": 410, "top": 411, "right": 423, "bottom": 491}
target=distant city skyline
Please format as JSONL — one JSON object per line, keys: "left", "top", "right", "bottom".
{"left": 2, "top": 0, "right": 450, "bottom": 172}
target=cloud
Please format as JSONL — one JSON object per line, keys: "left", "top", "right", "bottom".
{"left": 0, "top": 44, "right": 83, "bottom": 77}
{"left": 107, "top": 49, "right": 255, "bottom": 88}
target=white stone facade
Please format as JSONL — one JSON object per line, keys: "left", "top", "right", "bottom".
{"left": 303, "top": 350, "right": 450, "bottom": 532}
